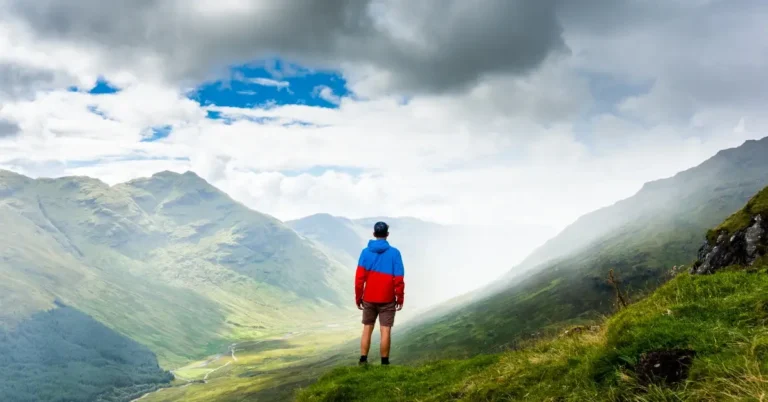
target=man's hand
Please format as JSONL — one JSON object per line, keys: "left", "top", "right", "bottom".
{"left": 396, "top": 302, "right": 403, "bottom": 311}
{"left": 357, "top": 300, "right": 364, "bottom": 310}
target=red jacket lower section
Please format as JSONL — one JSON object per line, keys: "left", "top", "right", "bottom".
{"left": 355, "top": 266, "right": 405, "bottom": 304}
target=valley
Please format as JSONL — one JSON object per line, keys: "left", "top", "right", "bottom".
{"left": 140, "top": 322, "right": 360, "bottom": 402}
{"left": 2, "top": 136, "right": 768, "bottom": 401}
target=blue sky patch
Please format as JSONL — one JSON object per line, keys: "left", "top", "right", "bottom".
{"left": 89, "top": 78, "right": 121, "bottom": 95}
{"left": 191, "top": 59, "right": 350, "bottom": 115}
{"left": 141, "top": 125, "right": 173, "bottom": 142}
{"left": 67, "top": 77, "right": 122, "bottom": 94}
{"left": 87, "top": 105, "right": 110, "bottom": 119}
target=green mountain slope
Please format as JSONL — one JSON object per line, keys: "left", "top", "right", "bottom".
{"left": 393, "top": 136, "right": 768, "bottom": 362}
{"left": 0, "top": 170, "right": 351, "bottom": 368}
{"left": 0, "top": 306, "right": 172, "bottom": 402}
{"left": 288, "top": 214, "right": 369, "bottom": 268}
{"left": 298, "top": 186, "right": 768, "bottom": 401}
{"left": 501, "top": 136, "right": 768, "bottom": 283}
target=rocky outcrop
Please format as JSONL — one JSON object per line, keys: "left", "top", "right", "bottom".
{"left": 691, "top": 214, "right": 767, "bottom": 274}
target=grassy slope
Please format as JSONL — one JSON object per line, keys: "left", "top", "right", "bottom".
{"left": 298, "top": 265, "right": 768, "bottom": 401}
{"left": 298, "top": 185, "right": 768, "bottom": 401}
{"left": 0, "top": 170, "right": 352, "bottom": 368}
{"left": 392, "top": 137, "right": 768, "bottom": 363}
{"left": 708, "top": 186, "right": 768, "bottom": 242}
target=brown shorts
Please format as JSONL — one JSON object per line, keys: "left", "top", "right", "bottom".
{"left": 361, "top": 301, "right": 397, "bottom": 327}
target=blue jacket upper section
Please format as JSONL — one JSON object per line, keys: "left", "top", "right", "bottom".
{"left": 358, "top": 239, "right": 404, "bottom": 277}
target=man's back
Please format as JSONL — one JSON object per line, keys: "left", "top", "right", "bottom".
{"left": 355, "top": 221, "right": 405, "bottom": 366}
{"left": 355, "top": 239, "right": 405, "bottom": 305}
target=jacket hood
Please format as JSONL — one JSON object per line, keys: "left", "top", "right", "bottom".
{"left": 366, "top": 239, "right": 391, "bottom": 254}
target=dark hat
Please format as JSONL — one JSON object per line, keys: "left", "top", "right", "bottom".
{"left": 373, "top": 221, "right": 389, "bottom": 237}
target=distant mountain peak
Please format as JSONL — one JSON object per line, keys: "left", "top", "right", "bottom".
{"left": 150, "top": 170, "right": 202, "bottom": 179}
{"left": 0, "top": 168, "right": 28, "bottom": 178}
{"left": 293, "top": 213, "right": 353, "bottom": 225}
{"left": 125, "top": 169, "right": 217, "bottom": 193}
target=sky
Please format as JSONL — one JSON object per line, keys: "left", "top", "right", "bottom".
{"left": 1, "top": 0, "right": 767, "bottom": 244}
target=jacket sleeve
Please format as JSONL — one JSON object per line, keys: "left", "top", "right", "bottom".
{"left": 355, "top": 252, "right": 368, "bottom": 303}
{"left": 393, "top": 250, "right": 405, "bottom": 305}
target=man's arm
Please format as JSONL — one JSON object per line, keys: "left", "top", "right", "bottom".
{"left": 393, "top": 250, "right": 405, "bottom": 310}
{"left": 355, "top": 252, "right": 368, "bottom": 308}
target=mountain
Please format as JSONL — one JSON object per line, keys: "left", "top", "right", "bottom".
{"left": 287, "top": 215, "right": 555, "bottom": 311}
{"left": 0, "top": 170, "right": 351, "bottom": 369}
{"left": 298, "top": 186, "right": 768, "bottom": 401}
{"left": 501, "top": 136, "right": 768, "bottom": 284}
{"left": 391, "top": 136, "right": 768, "bottom": 361}
{"left": 0, "top": 306, "right": 172, "bottom": 402}
{"left": 287, "top": 213, "right": 370, "bottom": 267}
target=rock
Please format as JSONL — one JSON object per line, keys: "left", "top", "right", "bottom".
{"left": 635, "top": 348, "right": 696, "bottom": 386}
{"left": 746, "top": 215, "right": 765, "bottom": 257}
{"left": 691, "top": 214, "right": 767, "bottom": 274}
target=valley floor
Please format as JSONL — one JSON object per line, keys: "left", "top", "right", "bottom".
{"left": 298, "top": 264, "right": 768, "bottom": 401}
{"left": 140, "top": 322, "right": 360, "bottom": 402}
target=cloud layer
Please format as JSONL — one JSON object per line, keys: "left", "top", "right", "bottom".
{"left": 3, "top": 0, "right": 569, "bottom": 95}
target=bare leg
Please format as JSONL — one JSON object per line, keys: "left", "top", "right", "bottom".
{"left": 380, "top": 326, "right": 392, "bottom": 358}
{"left": 360, "top": 324, "right": 375, "bottom": 356}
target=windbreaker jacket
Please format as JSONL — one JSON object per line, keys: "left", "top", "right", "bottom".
{"left": 355, "top": 239, "right": 405, "bottom": 305}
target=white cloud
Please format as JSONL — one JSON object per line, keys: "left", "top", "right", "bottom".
{"left": 0, "top": 0, "right": 767, "bottom": 283}
{"left": 248, "top": 77, "right": 290, "bottom": 90}
{"left": 1, "top": 76, "right": 760, "bottom": 235}
{"left": 313, "top": 85, "right": 341, "bottom": 105}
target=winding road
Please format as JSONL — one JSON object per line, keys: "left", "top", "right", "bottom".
{"left": 203, "top": 361, "right": 232, "bottom": 382}
{"left": 230, "top": 343, "right": 238, "bottom": 362}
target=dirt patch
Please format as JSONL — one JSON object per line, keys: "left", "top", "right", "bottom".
{"left": 635, "top": 348, "right": 696, "bottom": 386}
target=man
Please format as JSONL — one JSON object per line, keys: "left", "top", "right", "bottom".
{"left": 355, "top": 221, "right": 405, "bottom": 366}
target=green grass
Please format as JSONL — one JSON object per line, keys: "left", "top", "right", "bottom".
{"left": 298, "top": 266, "right": 768, "bottom": 401}
{"left": 142, "top": 325, "right": 361, "bottom": 402}
{"left": 298, "top": 356, "right": 499, "bottom": 402}
{"left": 708, "top": 186, "right": 768, "bottom": 243}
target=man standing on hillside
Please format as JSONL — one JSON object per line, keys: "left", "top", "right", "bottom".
{"left": 355, "top": 221, "right": 405, "bottom": 366}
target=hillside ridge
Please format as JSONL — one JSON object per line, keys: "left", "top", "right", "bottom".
{"left": 389, "top": 135, "right": 768, "bottom": 363}
{"left": 0, "top": 169, "right": 352, "bottom": 369}
{"left": 298, "top": 185, "right": 768, "bottom": 401}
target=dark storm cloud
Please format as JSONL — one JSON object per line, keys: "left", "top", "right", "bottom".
{"left": 0, "top": 63, "right": 62, "bottom": 101}
{"left": 4, "top": 0, "right": 567, "bottom": 94}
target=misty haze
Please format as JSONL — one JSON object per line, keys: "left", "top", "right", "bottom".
{"left": 2, "top": 1, "right": 768, "bottom": 401}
